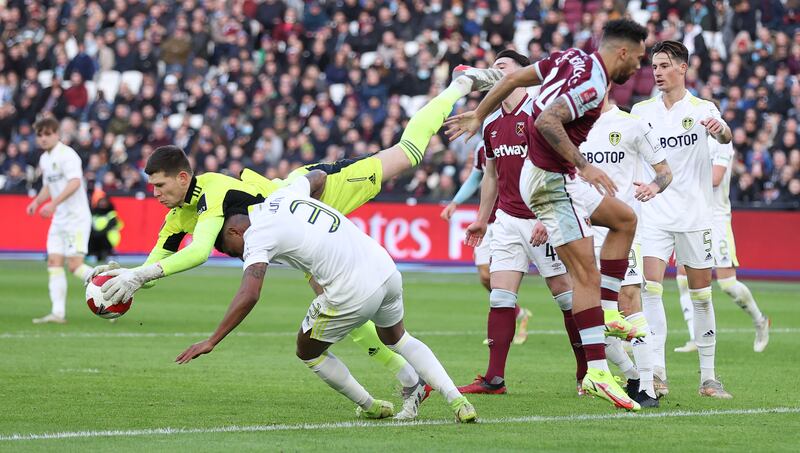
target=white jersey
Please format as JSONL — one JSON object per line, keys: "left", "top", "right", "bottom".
{"left": 631, "top": 91, "right": 725, "bottom": 232}
{"left": 710, "top": 138, "right": 734, "bottom": 220}
{"left": 38, "top": 142, "right": 91, "bottom": 226}
{"left": 242, "top": 178, "right": 397, "bottom": 306}
{"left": 579, "top": 106, "right": 665, "bottom": 219}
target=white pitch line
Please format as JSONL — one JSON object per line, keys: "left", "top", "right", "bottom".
{"left": 1, "top": 327, "right": 798, "bottom": 340}
{"left": 1, "top": 407, "right": 798, "bottom": 442}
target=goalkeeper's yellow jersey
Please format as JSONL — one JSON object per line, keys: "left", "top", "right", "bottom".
{"left": 144, "top": 169, "right": 280, "bottom": 276}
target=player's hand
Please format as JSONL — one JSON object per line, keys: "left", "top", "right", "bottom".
{"left": 633, "top": 181, "right": 659, "bottom": 202}
{"left": 444, "top": 111, "right": 482, "bottom": 141}
{"left": 84, "top": 261, "right": 121, "bottom": 287}
{"left": 100, "top": 264, "right": 163, "bottom": 305}
{"left": 39, "top": 202, "right": 56, "bottom": 218}
{"left": 579, "top": 164, "right": 617, "bottom": 196}
{"left": 464, "top": 221, "right": 487, "bottom": 247}
{"left": 175, "top": 340, "right": 215, "bottom": 364}
{"left": 440, "top": 202, "right": 457, "bottom": 220}
{"left": 529, "top": 221, "right": 548, "bottom": 247}
{"left": 26, "top": 200, "right": 39, "bottom": 216}
{"left": 700, "top": 118, "right": 723, "bottom": 137}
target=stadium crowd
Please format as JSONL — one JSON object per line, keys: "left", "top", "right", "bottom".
{"left": 0, "top": 0, "right": 799, "bottom": 209}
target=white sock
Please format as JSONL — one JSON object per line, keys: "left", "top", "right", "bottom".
{"left": 690, "top": 287, "right": 716, "bottom": 383}
{"left": 627, "top": 312, "right": 656, "bottom": 398}
{"left": 388, "top": 332, "right": 461, "bottom": 403}
{"left": 304, "top": 352, "right": 373, "bottom": 410}
{"left": 395, "top": 362, "right": 419, "bottom": 388}
{"left": 605, "top": 336, "right": 638, "bottom": 379}
{"left": 676, "top": 275, "right": 695, "bottom": 341}
{"left": 642, "top": 281, "right": 667, "bottom": 378}
{"left": 72, "top": 263, "right": 92, "bottom": 282}
{"left": 48, "top": 267, "right": 67, "bottom": 318}
{"left": 718, "top": 277, "right": 764, "bottom": 324}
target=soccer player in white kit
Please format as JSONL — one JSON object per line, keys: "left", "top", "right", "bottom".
{"left": 176, "top": 174, "right": 477, "bottom": 423}
{"left": 631, "top": 40, "right": 733, "bottom": 398}
{"left": 26, "top": 117, "right": 93, "bottom": 324}
{"left": 674, "top": 138, "right": 770, "bottom": 353}
{"left": 580, "top": 92, "right": 673, "bottom": 407}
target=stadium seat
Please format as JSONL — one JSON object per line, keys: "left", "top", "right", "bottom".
{"left": 513, "top": 21, "right": 536, "bottom": 52}
{"left": 633, "top": 68, "right": 655, "bottom": 96}
{"left": 189, "top": 114, "right": 204, "bottom": 130}
{"left": 84, "top": 80, "right": 97, "bottom": 103}
{"left": 360, "top": 51, "right": 377, "bottom": 69}
{"left": 585, "top": 0, "right": 602, "bottom": 14}
{"left": 121, "top": 71, "right": 144, "bottom": 95}
{"left": 97, "top": 70, "right": 121, "bottom": 102}
{"left": 167, "top": 113, "right": 184, "bottom": 130}
{"left": 610, "top": 80, "right": 634, "bottom": 107}
{"left": 404, "top": 41, "right": 419, "bottom": 57}
{"left": 329, "top": 83, "right": 346, "bottom": 105}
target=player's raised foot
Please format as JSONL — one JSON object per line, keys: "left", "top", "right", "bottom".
{"left": 395, "top": 379, "right": 430, "bottom": 420}
{"left": 32, "top": 313, "right": 66, "bottom": 324}
{"left": 634, "top": 390, "right": 660, "bottom": 408}
{"left": 754, "top": 316, "right": 771, "bottom": 352}
{"left": 674, "top": 340, "right": 697, "bottom": 353}
{"left": 356, "top": 399, "right": 394, "bottom": 419}
{"left": 699, "top": 379, "right": 733, "bottom": 399}
{"left": 582, "top": 368, "right": 641, "bottom": 412}
{"left": 626, "top": 378, "right": 640, "bottom": 399}
{"left": 457, "top": 375, "right": 507, "bottom": 394}
{"left": 451, "top": 396, "right": 478, "bottom": 423}
{"left": 512, "top": 308, "right": 533, "bottom": 345}
{"left": 604, "top": 310, "right": 643, "bottom": 341}
{"left": 451, "top": 64, "right": 504, "bottom": 92}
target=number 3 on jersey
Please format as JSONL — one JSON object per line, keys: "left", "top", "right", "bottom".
{"left": 289, "top": 200, "right": 341, "bottom": 233}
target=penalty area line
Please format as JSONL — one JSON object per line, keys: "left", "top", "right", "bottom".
{"left": 2, "top": 407, "right": 799, "bottom": 441}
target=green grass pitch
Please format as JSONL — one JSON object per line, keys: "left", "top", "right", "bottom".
{"left": 1, "top": 260, "right": 798, "bottom": 451}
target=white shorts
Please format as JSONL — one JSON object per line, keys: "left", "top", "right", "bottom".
{"left": 474, "top": 223, "right": 493, "bottom": 266}
{"left": 712, "top": 217, "right": 739, "bottom": 268}
{"left": 301, "top": 271, "right": 404, "bottom": 343}
{"left": 490, "top": 209, "right": 567, "bottom": 278}
{"left": 47, "top": 220, "right": 90, "bottom": 257}
{"left": 641, "top": 225, "right": 714, "bottom": 269}
{"left": 519, "top": 160, "right": 603, "bottom": 248}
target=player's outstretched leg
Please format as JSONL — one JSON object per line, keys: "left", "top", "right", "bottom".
{"left": 675, "top": 271, "right": 697, "bottom": 352}
{"left": 377, "top": 68, "right": 495, "bottom": 180}
{"left": 687, "top": 277, "right": 733, "bottom": 399}
{"left": 642, "top": 278, "right": 669, "bottom": 397}
{"left": 303, "top": 350, "right": 394, "bottom": 419}
{"left": 718, "top": 274, "right": 770, "bottom": 352}
{"left": 384, "top": 331, "right": 477, "bottom": 423}
{"left": 348, "top": 321, "right": 421, "bottom": 391}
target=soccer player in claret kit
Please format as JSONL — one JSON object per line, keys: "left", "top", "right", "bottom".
{"left": 440, "top": 141, "right": 533, "bottom": 346}
{"left": 176, "top": 174, "right": 477, "bottom": 423}
{"left": 455, "top": 50, "right": 587, "bottom": 396}
{"left": 26, "top": 117, "right": 94, "bottom": 324}
{"left": 447, "top": 19, "right": 649, "bottom": 411}
{"left": 579, "top": 92, "right": 673, "bottom": 407}
{"left": 631, "top": 40, "right": 734, "bottom": 399}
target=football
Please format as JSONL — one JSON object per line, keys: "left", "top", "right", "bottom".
{"left": 86, "top": 275, "right": 133, "bottom": 319}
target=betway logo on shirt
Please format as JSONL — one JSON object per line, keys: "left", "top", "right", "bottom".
{"left": 491, "top": 144, "right": 528, "bottom": 158}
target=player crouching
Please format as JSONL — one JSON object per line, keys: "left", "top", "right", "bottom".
{"left": 175, "top": 173, "right": 477, "bottom": 423}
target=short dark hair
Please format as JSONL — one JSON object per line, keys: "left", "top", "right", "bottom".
{"left": 601, "top": 19, "right": 648, "bottom": 46}
{"left": 145, "top": 145, "right": 193, "bottom": 176}
{"left": 495, "top": 49, "right": 530, "bottom": 68}
{"left": 33, "top": 116, "right": 59, "bottom": 134}
{"left": 651, "top": 40, "right": 689, "bottom": 64}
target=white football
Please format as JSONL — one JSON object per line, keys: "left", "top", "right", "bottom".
{"left": 86, "top": 275, "right": 133, "bottom": 319}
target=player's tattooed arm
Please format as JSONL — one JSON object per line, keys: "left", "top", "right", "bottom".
{"left": 305, "top": 170, "right": 327, "bottom": 200}
{"left": 535, "top": 97, "right": 588, "bottom": 169}
{"left": 210, "top": 263, "right": 267, "bottom": 344}
{"left": 651, "top": 160, "right": 673, "bottom": 192}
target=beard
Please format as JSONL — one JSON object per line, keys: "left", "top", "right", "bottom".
{"left": 611, "top": 72, "right": 634, "bottom": 85}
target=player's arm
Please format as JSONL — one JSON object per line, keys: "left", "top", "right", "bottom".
{"left": 26, "top": 185, "right": 50, "bottom": 215}
{"left": 445, "top": 66, "right": 541, "bottom": 140}
{"left": 37, "top": 178, "right": 80, "bottom": 218}
{"left": 441, "top": 168, "right": 483, "bottom": 220}
{"left": 535, "top": 97, "right": 617, "bottom": 195}
{"left": 157, "top": 216, "right": 224, "bottom": 276}
{"left": 175, "top": 262, "right": 268, "bottom": 364}
{"left": 634, "top": 160, "right": 673, "bottom": 202}
{"left": 464, "top": 162, "right": 497, "bottom": 247}
{"left": 712, "top": 165, "right": 727, "bottom": 188}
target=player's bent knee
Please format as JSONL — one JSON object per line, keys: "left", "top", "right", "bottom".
{"left": 489, "top": 288, "right": 518, "bottom": 309}
{"left": 545, "top": 274, "right": 572, "bottom": 296}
